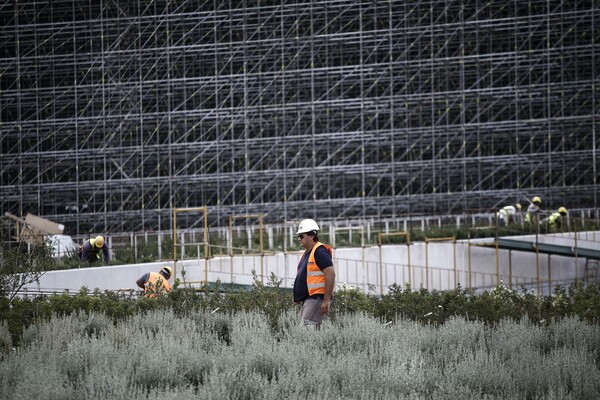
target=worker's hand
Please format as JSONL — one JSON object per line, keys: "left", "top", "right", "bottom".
{"left": 320, "top": 299, "right": 331, "bottom": 315}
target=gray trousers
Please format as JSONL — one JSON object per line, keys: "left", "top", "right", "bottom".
{"left": 300, "top": 298, "right": 325, "bottom": 328}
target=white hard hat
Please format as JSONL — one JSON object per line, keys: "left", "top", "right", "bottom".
{"left": 161, "top": 266, "right": 172, "bottom": 277}
{"left": 296, "top": 219, "right": 320, "bottom": 234}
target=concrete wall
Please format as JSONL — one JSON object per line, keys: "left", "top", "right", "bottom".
{"left": 22, "top": 232, "right": 600, "bottom": 296}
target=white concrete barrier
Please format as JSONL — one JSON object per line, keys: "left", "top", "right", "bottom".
{"left": 22, "top": 232, "right": 600, "bottom": 296}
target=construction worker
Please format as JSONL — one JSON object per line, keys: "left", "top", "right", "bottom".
{"left": 497, "top": 203, "right": 522, "bottom": 227}
{"left": 80, "top": 235, "right": 109, "bottom": 263}
{"left": 525, "top": 196, "right": 542, "bottom": 225}
{"left": 293, "top": 219, "right": 335, "bottom": 329}
{"left": 542, "top": 207, "right": 568, "bottom": 231}
{"left": 136, "top": 266, "right": 172, "bottom": 298}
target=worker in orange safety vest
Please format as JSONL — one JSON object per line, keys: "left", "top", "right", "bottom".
{"left": 293, "top": 219, "right": 335, "bottom": 329}
{"left": 136, "top": 266, "right": 172, "bottom": 298}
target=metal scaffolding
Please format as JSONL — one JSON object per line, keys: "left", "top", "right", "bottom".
{"left": 1, "top": 0, "right": 598, "bottom": 235}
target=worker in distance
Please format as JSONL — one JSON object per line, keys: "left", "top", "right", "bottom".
{"left": 80, "top": 235, "right": 110, "bottom": 264}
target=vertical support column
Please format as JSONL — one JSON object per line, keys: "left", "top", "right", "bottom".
{"left": 173, "top": 208, "right": 177, "bottom": 278}
{"left": 547, "top": 254, "right": 552, "bottom": 297}
{"left": 203, "top": 207, "right": 208, "bottom": 285}
{"left": 173, "top": 207, "right": 209, "bottom": 286}
{"left": 230, "top": 214, "right": 264, "bottom": 283}
{"left": 378, "top": 231, "right": 411, "bottom": 295}
{"left": 495, "top": 239, "right": 500, "bottom": 285}
{"left": 468, "top": 237, "right": 472, "bottom": 289}
{"left": 508, "top": 249, "right": 513, "bottom": 289}
{"left": 535, "top": 242, "right": 540, "bottom": 296}
{"left": 453, "top": 238, "right": 457, "bottom": 290}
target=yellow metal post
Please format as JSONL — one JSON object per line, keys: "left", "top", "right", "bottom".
{"left": 378, "top": 231, "right": 411, "bottom": 294}
{"left": 508, "top": 249, "right": 512, "bottom": 289}
{"left": 425, "top": 240, "right": 429, "bottom": 290}
{"left": 259, "top": 214, "right": 264, "bottom": 283}
{"left": 548, "top": 254, "right": 552, "bottom": 295}
{"left": 573, "top": 218, "right": 578, "bottom": 281}
{"left": 334, "top": 226, "right": 365, "bottom": 290}
{"left": 173, "top": 207, "right": 209, "bottom": 285}
{"left": 229, "top": 216, "right": 234, "bottom": 283}
{"left": 229, "top": 214, "right": 264, "bottom": 283}
{"left": 495, "top": 239, "right": 500, "bottom": 285}
{"left": 378, "top": 234, "right": 382, "bottom": 294}
{"left": 407, "top": 232, "right": 411, "bottom": 287}
{"left": 535, "top": 242, "right": 540, "bottom": 296}
{"left": 424, "top": 236, "right": 455, "bottom": 291}
{"left": 173, "top": 208, "right": 177, "bottom": 278}
{"left": 468, "top": 237, "right": 472, "bottom": 289}
{"left": 453, "top": 238, "right": 457, "bottom": 289}
{"left": 203, "top": 207, "right": 208, "bottom": 285}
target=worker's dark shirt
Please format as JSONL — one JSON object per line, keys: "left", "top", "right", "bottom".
{"left": 293, "top": 245, "right": 333, "bottom": 303}
{"left": 137, "top": 273, "right": 151, "bottom": 288}
{"left": 80, "top": 241, "right": 109, "bottom": 262}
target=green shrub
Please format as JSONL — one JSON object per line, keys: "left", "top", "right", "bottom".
{"left": 3, "top": 281, "right": 600, "bottom": 349}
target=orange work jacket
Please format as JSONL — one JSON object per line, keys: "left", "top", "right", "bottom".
{"left": 306, "top": 242, "right": 332, "bottom": 296}
{"left": 145, "top": 272, "right": 172, "bottom": 298}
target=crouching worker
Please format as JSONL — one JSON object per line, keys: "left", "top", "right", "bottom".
{"left": 136, "top": 266, "right": 172, "bottom": 298}
{"left": 542, "top": 207, "right": 569, "bottom": 231}
{"left": 80, "top": 235, "right": 110, "bottom": 264}
{"left": 497, "top": 203, "right": 522, "bottom": 227}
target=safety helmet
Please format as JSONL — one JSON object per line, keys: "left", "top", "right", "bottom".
{"left": 160, "top": 266, "right": 172, "bottom": 278}
{"left": 515, "top": 203, "right": 522, "bottom": 211}
{"left": 94, "top": 235, "right": 104, "bottom": 248}
{"left": 296, "top": 219, "right": 320, "bottom": 234}
{"left": 532, "top": 196, "right": 541, "bottom": 204}
{"left": 558, "top": 207, "right": 568, "bottom": 215}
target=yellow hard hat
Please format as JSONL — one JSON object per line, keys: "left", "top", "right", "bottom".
{"left": 94, "top": 235, "right": 104, "bottom": 248}
{"left": 532, "top": 196, "right": 541, "bottom": 204}
{"left": 515, "top": 203, "right": 522, "bottom": 211}
{"left": 558, "top": 207, "right": 567, "bottom": 215}
{"left": 161, "top": 266, "right": 172, "bottom": 277}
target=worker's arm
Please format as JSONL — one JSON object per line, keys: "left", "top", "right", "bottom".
{"left": 136, "top": 273, "right": 149, "bottom": 289}
{"left": 102, "top": 245, "right": 110, "bottom": 263}
{"left": 80, "top": 243, "right": 89, "bottom": 261}
{"left": 321, "top": 266, "right": 335, "bottom": 315}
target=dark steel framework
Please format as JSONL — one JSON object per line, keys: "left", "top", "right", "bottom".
{"left": 1, "top": 0, "right": 598, "bottom": 235}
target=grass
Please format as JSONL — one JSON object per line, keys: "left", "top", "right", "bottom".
{"left": 1, "top": 309, "right": 599, "bottom": 399}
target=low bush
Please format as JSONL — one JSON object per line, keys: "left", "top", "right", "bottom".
{"left": 2, "top": 280, "right": 600, "bottom": 347}
{"left": 1, "top": 310, "right": 599, "bottom": 399}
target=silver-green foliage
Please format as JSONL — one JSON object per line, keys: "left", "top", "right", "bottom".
{"left": 0, "top": 320, "right": 11, "bottom": 356}
{"left": 1, "top": 311, "right": 599, "bottom": 399}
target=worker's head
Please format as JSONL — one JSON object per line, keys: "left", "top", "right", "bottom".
{"left": 532, "top": 196, "right": 542, "bottom": 205}
{"left": 515, "top": 203, "right": 522, "bottom": 211}
{"left": 94, "top": 235, "right": 104, "bottom": 248}
{"left": 558, "top": 207, "right": 568, "bottom": 216}
{"left": 160, "top": 266, "right": 172, "bottom": 279}
{"left": 296, "top": 219, "right": 320, "bottom": 246}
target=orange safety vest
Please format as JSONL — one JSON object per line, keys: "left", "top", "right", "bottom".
{"left": 305, "top": 242, "right": 332, "bottom": 297}
{"left": 144, "top": 272, "right": 172, "bottom": 298}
